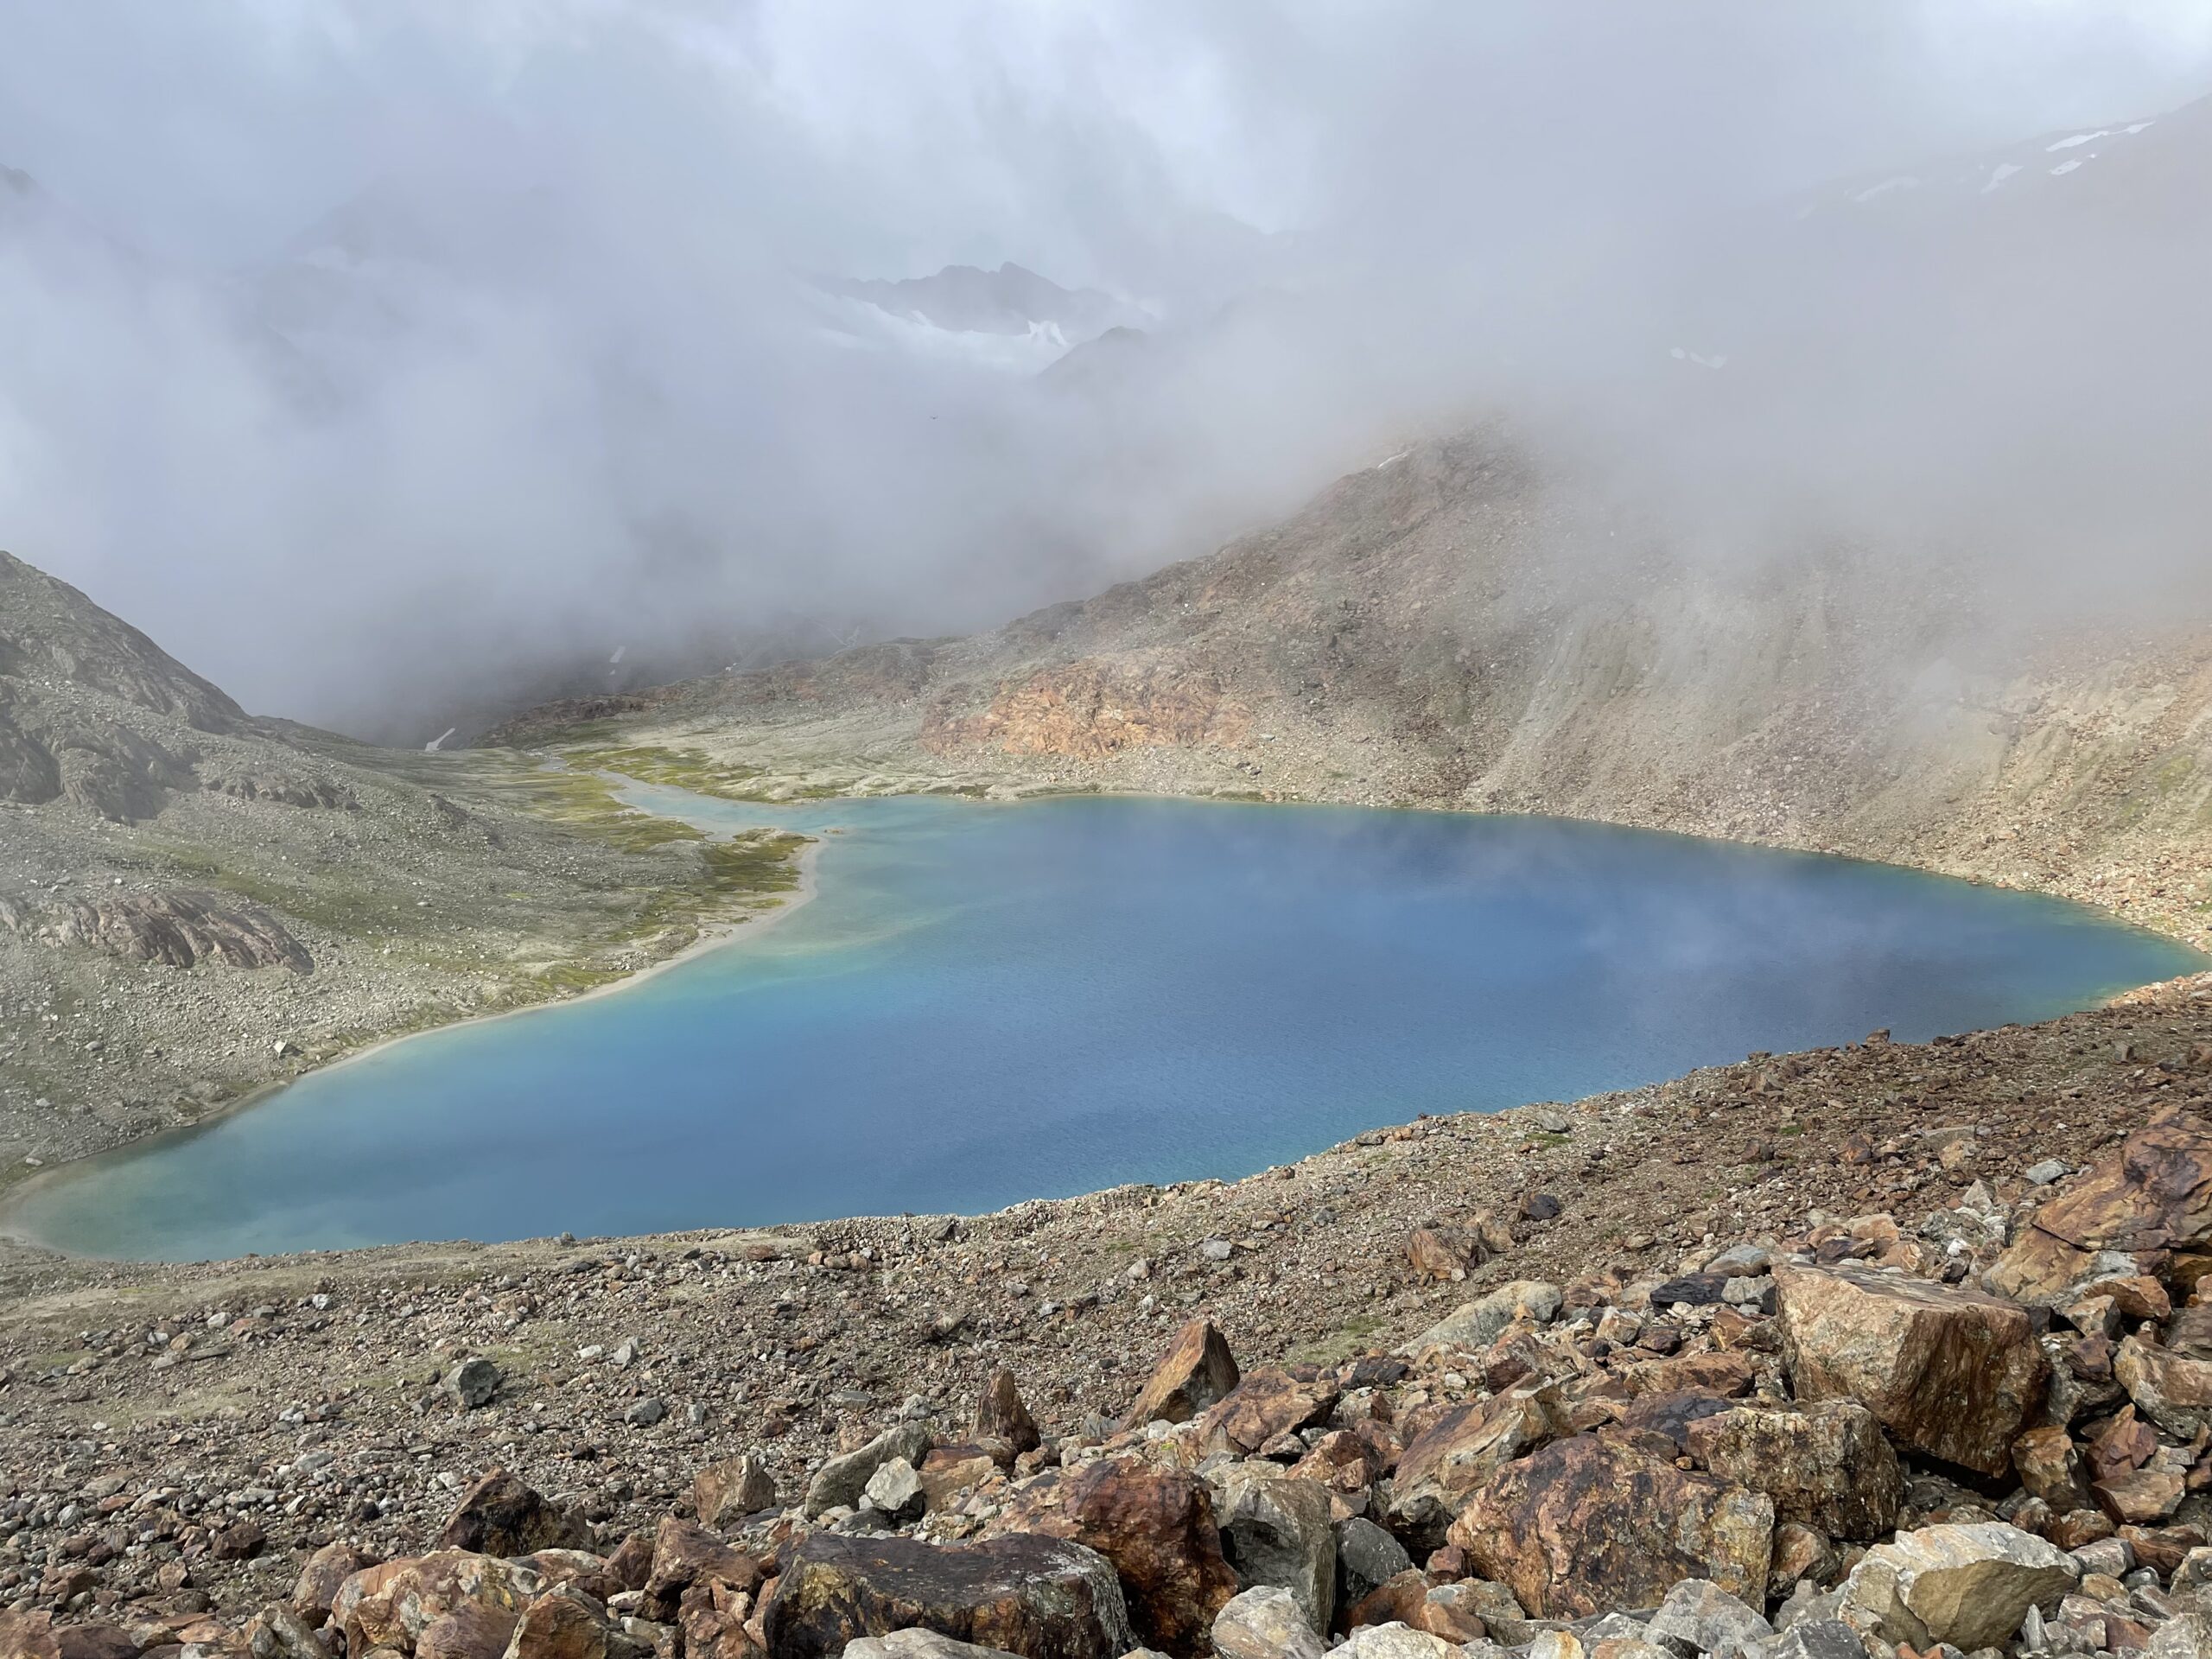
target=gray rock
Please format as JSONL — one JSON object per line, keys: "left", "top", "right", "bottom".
{"left": 625, "top": 1396, "right": 668, "bottom": 1427}
{"left": 1765, "top": 1618, "right": 1867, "bottom": 1659}
{"left": 1722, "top": 1275, "right": 1777, "bottom": 1313}
{"left": 804, "top": 1421, "right": 936, "bottom": 1518}
{"left": 445, "top": 1357, "right": 501, "bottom": 1408}
{"left": 2069, "top": 1538, "right": 2133, "bottom": 1580}
{"left": 843, "top": 1634, "right": 1024, "bottom": 1659}
{"left": 1644, "top": 1579, "right": 1771, "bottom": 1659}
{"left": 1211, "top": 1586, "right": 1325, "bottom": 1659}
{"left": 1335, "top": 1516, "right": 1412, "bottom": 1609}
{"left": 865, "top": 1456, "right": 927, "bottom": 1522}
{"left": 2024, "top": 1160, "right": 2069, "bottom": 1187}
{"left": 1211, "top": 1465, "right": 1337, "bottom": 1635}
{"left": 1842, "top": 1522, "right": 2076, "bottom": 1652}
{"left": 1336, "top": 1624, "right": 1461, "bottom": 1659}
{"left": 1399, "top": 1281, "right": 1562, "bottom": 1354}
{"left": 2152, "top": 1615, "right": 2212, "bottom": 1659}
{"left": 1531, "top": 1109, "right": 1573, "bottom": 1135}
{"left": 2172, "top": 1548, "right": 2212, "bottom": 1596}
{"left": 1450, "top": 1582, "right": 1534, "bottom": 1646}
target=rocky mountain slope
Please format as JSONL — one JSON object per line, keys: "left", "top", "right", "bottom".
{"left": 0, "top": 550, "right": 805, "bottom": 1177}
{"left": 497, "top": 435, "right": 2212, "bottom": 946}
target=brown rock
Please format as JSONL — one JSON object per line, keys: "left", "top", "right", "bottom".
{"left": 1126, "top": 1319, "right": 1240, "bottom": 1428}
{"left": 1775, "top": 1262, "right": 2046, "bottom": 1475}
{"left": 2097, "top": 1465, "right": 2186, "bottom": 1525}
{"left": 644, "top": 1519, "right": 760, "bottom": 1623}
{"left": 512, "top": 1553, "right": 626, "bottom": 1605}
{"left": 1345, "top": 1572, "right": 1427, "bottom": 1633}
{"left": 2013, "top": 1426, "right": 2094, "bottom": 1512}
{"left": 417, "top": 1605, "right": 520, "bottom": 1659}
{"left": 1002, "top": 1457, "right": 1236, "bottom": 1656}
{"left": 2088, "top": 1407, "right": 2158, "bottom": 1483}
{"left": 694, "top": 1458, "right": 779, "bottom": 1529}
{"left": 604, "top": 1534, "right": 654, "bottom": 1593}
{"left": 292, "top": 1543, "right": 376, "bottom": 1629}
{"left": 2120, "top": 1523, "right": 2207, "bottom": 1578}
{"left": 212, "top": 1521, "right": 266, "bottom": 1561}
{"left": 918, "top": 1448, "right": 1002, "bottom": 1510}
{"left": 1446, "top": 1434, "right": 1774, "bottom": 1618}
{"left": 975, "top": 1371, "right": 1041, "bottom": 1455}
{"left": 1199, "top": 1370, "right": 1340, "bottom": 1458}
{"left": 759, "top": 1532, "right": 1133, "bottom": 1659}
{"left": 504, "top": 1587, "right": 629, "bottom": 1659}
{"left": 2049, "top": 1510, "right": 2116, "bottom": 1550}
{"left": 2116, "top": 1337, "right": 2212, "bottom": 1437}
{"left": 1769, "top": 1522, "right": 1840, "bottom": 1597}
{"left": 441, "top": 1471, "right": 591, "bottom": 1559}
{"left": 1685, "top": 1401, "right": 1904, "bottom": 1538}
{"left": 52, "top": 1629, "right": 135, "bottom": 1659}
{"left": 0, "top": 1611, "right": 58, "bottom": 1659}
{"left": 1383, "top": 1387, "right": 1559, "bottom": 1549}
{"left": 1988, "top": 1112, "right": 2212, "bottom": 1302}
{"left": 334, "top": 1554, "right": 534, "bottom": 1657}
{"left": 1611, "top": 1352, "right": 1757, "bottom": 1399}
{"left": 1408, "top": 1228, "right": 1478, "bottom": 1282}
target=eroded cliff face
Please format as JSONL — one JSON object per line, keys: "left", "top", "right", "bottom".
{"left": 552, "top": 435, "right": 2212, "bottom": 941}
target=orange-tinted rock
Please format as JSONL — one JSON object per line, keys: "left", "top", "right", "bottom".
{"left": 333, "top": 1553, "right": 533, "bottom": 1656}
{"left": 293, "top": 1542, "right": 377, "bottom": 1628}
{"left": 644, "top": 1518, "right": 761, "bottom": 1622}
{"left": 1198, "top": 1370, "right": 1340, "bottom": 1458}
{"left": 0, "top": 1612, "right": 60, "bottom": 1659}
{"left": 2013, "top": 1425, "right": 2094, "bottom": 1512}
{"left": 1383, "top": 1387, "right": 1558, "bottom": 1549}
{"left": 1775, "top": 1262, "right": 2045, "bottom": 1475}
{"left": 1002, "top": 1457, "right": 1236, "bottom": 1656}
{"left": 1988, "top": 1112, "right": 2212, "bottom": 1302}
{"left": 1126, "top": 1319, "right": 1240, "bottom": 1428}
{"left": 505, "top": 1586, "right": 628, "bottom": 1659}
{"left": 416, "top": 1604, "right": 519, "bottom": 1659}
{"left": 2115, "top": 1336, "right": 2212, "bottom": 1437}
{"left": 1446, "top": 1434, "right": 1774, "bottom": 1618}
{"left": 1684, "top": 1401, "right": 1903, "bottom": 1538}
{"left": 2095, "top": 1465, "right": 2185, "bottom": 1525}
{"left": 695, "top": 1457, "right": 778, "bottom": 1529}
{"left": 1408, "top": 1228, "right": 1479, "bottom": 1281}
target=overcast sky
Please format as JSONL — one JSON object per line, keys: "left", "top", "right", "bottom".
{"left": 3, "top": 1, "right": 2211, "bottom": 734}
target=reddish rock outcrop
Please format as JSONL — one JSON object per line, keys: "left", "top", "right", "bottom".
{"left": 1446, "top": 1435, "right": 1774, "bottom": 1618}
{"left": 1775, "top": 1262, "right": 2045, "bottom": 1475}
{"left": 1126, "top": 1319, "right": 1241, "bottom": 1428}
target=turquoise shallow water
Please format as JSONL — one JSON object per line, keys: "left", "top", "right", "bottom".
{"left": 12, "top": 792, "right": 2204, "bottom": 1261}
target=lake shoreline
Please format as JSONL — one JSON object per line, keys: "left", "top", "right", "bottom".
{"left": 9, "top": 789, "right": 2203, "bottom": 1263}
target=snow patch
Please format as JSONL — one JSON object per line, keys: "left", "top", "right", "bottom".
{"left": 425, "top": 727, "right": 457, "bottom": 753}
{"left": 1374, "top": 449, "right": 1410, "bottom": 469}
{"left": 2048, "top": 130, "right": 2111, "bottom": 152}
{"left": 2050, "top": 159, "right": 2085, "bottom": 177}
{"left": 1980, "top": 162, "right": 2022, "bottom": 194}
{"left": 1851, "top": 176, "right": 1920, "bottom": 204}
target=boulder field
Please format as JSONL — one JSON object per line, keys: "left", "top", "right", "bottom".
{"left": 17, "top": 1108, "right": 2212, "bottom": 1659}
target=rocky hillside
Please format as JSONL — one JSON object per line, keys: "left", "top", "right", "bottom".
{"left": 497, "top": 435, "right": 2212, "bottom": 944}
{"left": 5, "top": 977, "right": 2212, "bottom": 1659}
{"left": 0, "top": 551, "right": 805, "bottom": 1176}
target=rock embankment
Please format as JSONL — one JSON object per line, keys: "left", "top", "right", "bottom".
{"left": 14, "top": 1065, "right": 2212, "bottom": 1659}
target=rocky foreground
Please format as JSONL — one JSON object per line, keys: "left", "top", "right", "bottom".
{"left": 7, "top": 979, "right": 2212, "bottom": 1659}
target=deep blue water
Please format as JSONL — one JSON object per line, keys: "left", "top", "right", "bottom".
{"left": 10, "top": 792, "right": 2203, "bottom": 1260}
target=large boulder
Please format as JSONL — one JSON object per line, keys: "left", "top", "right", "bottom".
{"left": 438, "top": 1470, "right": 591, "bottom": 1558}
{"left": 1382, "top": 1386, "right": 1557, "bottom": 1548}
{"left": 1126, "top": 1319, "right": 1241, "bottom": 1427}
{"left": 1774, "top": 1262, "right": 2045, "bottom": 1475}
{"left": 1210, "top": 1467, "right": 1337, "bottom": 1636}
{"left": 642, "top": 1516, "right": 761, "bottom": 1622}
{"left": 1002, "top": 1457, "right": 1236, "bottom": 1656}
{"left": 1683, "top": 1402, "right": 1903, "bottom": 1539}
{"left": 760, "top": 1532, "right": 1134, "bottom": 1659}
{"left": 845, "top": 1635, "right": 1026, "bottom": 1659}
{"left": 1840, "top": 1522, "right": 2075, "bottom": 1651}
{"left": 1446, "top": 1435, "right": 1774, "bottom": 1618}
{"left": 2115, "top": 1336, "right": 2212, "bottom": 1438}
{"left": 1988, "top": 1112, "right": 2212, "bottom": 1302}
{"left": 332, "top": 1553, "right": 535, "bottom": 1656}
{"left": 1400, "top": 1283, "right": 1562, "bottom": 1357}
{"left": 502, "top": 1585, "right": 637, "bottom": 1659}
{"left": 804, "top": 1422, "right": 935, "bottom": 1518}
{"left": 1212, "top": 1586, "right": 1326, "bottom": 1659}
{"left": 1199, "top": 1370, "right": 1341, "bottom": 1458}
